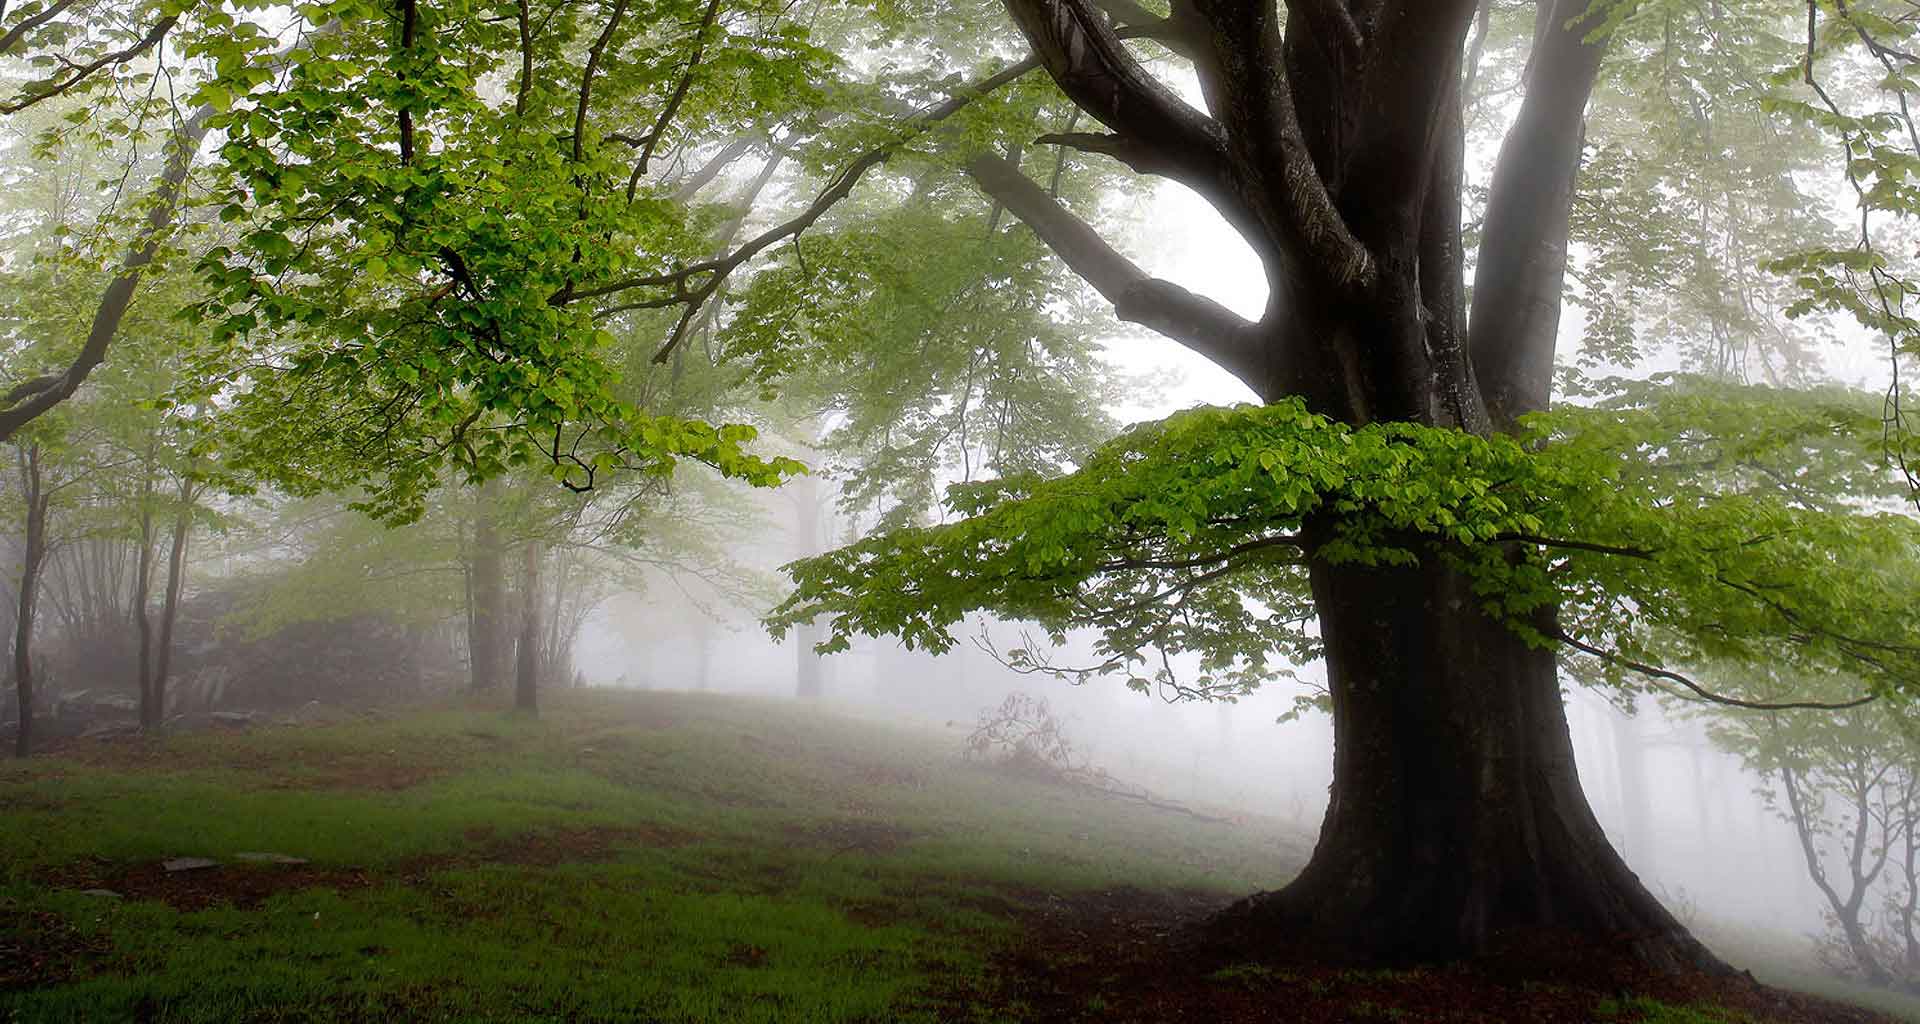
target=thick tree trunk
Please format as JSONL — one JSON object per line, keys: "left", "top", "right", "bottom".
{"left": 514, "top": 539, "right": 540, "bottom": 715}
{"left": 468, "top": 482, "right": 506, "bottom": 693}
{"left": 11, "top": 444, "right": 46, "bottom": 757}
{"left": 1216, "top": 544, "right": 1713, "bottom": 968}
{"left": 989, "top": 0, "right": 1718, "bottom": 969}
{"left": 152, "top": 482, "right": 191, "bottom": 723}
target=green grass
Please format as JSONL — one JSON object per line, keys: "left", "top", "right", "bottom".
{"left": 1595, "top": 996, "right": 1753, "bottom": 1023}
{"left": 7, "top": 690, "right": 1915, "bottom": 1023}
{"left": 0, "top": 690, "right": 1300, "bottom": 1023}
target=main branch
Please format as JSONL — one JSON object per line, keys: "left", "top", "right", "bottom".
{"left": 965, "top": 153, "right": 1264, "bottom": 389}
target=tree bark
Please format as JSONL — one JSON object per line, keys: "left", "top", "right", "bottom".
{"left": 151, "top": 478, "right": 192, "bottom": 724}
{"left": 694, "top": 619, "right": 712, "bottom": 691}
{"left": 1611, "top": 708, "right": 1655, "bottom": 873}
{"left": 1214, "top": 540, "right": 1709, "bottom": 966}
{"left": 468, "top": 482, "right": 506, "bottom": 692}
{"left": 514, "top": 539, "right": 540, "bottom": 715}
{"left": 11, "top": 443, "right": 47, "bottom": 757}
{"left": 979, "top": 0, "right": 1716, "bottom": 967}
{"left": 132, "top": 455, "right": 158, "bottom": 731}
{"left": 0, "top": 107, "right": 213, "bottom": 442}
{"left": 794, "top": 472, "right": 825, "bottom": 699}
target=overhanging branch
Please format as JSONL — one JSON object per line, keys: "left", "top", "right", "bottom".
{"left": 1555, "top": 629, "right": 1878, "bottom": 713}
{"left": 1001, "top": 0, "right": 1236, "bottom": 202}
{"left": 963, "top": 152, "right": 1265, "bottom": 389}
{"left": 568, "top": 56, "right": 1040, "bottom": 362}
{"left": 0, "top": 105, "right": 214, "bottom": 442}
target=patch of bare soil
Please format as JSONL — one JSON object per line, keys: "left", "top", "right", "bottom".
{"left": 951, "top": 887, "right": 1901, "bottom": 1024}
{"left": 787, "top": 819, "right": 918, "bottom": 857}
{"left": 259, "top": 756, "right": 445, "bottom": 792}
{"left": 0, "top": 791, "right": 64, "bottom": 812}
{"left": 37, "top": 856, "right": 380, "bottom": 913}
{"left": 35, "top": 825, "right": 694, "bottom": 913}
{"left": 35, "top": 733, "right": 449, "bottom": 792}
{"left": 460, "top": 823, "right": 693, "bottom": 867}
{"left": 0, "top": 907, "right": 115, "bottom": 991}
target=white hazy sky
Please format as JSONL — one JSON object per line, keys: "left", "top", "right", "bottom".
{"left": 1099, "top": 127, "right": 1905, "bottom": 425}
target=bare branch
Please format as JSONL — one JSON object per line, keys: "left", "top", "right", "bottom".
{"left": 1000, "top": 0, "right": 1238, "bottom": 205}
{"left": 1556, "top": 630, "right": 1879, "bottom": 712}
{"left": 670, "top": 136, "right": 757, "bottom": 203}
{"left": 965, "top": 151, "right": 1265, "bottom": 389}
{"left": 1469, "top": 0, "right": 1611, "bottom": 426}
{"left": 571, "top": 0, "right": 632, "bottom": 164}
{"left": 1189, "top": 0, "right": 1376, "bottom": 292}
{"left": 567, "top": 54, "right": 1042, "bottom": 350}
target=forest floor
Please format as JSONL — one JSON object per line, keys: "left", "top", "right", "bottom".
{"left": 0, "top": 689, "right": 1913, "bottom": 1023}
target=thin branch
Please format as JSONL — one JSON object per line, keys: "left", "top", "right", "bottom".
{"left": 0, "top": 0, "right": 79, "bottom": 56}
{"left": 1556, "top": 629, "right": 1878, "bottom": 712}
{"left": 626, "top": 0, "right": 725, "bottom": 202}
{"left": 572, "top": 0, "right": 632, "bottom": 164}
{"left": 0, "top": 13, "right": 177, "bottom": 115}
{"left": 568, "top": 56, "right": 1042, "bottom": 366}
{"left": 0, "top": 106, "right": 213, "bottom": 441}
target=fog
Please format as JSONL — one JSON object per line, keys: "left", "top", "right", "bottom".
{"left": 9, "top": 2, "right": 1920, "bottom": 1020}
{"left": 576, "top": 570, "right": 1832, "bottom": 936}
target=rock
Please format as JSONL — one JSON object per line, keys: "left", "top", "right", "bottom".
{"left": 81, "top": 720, "right": 140, "bottom": 741}
{"left": 162, "top": 857, "right": 219, "bottom": 873}
{"left": 91, "top": 695, "right": 137, "bottom": 715}
{"left": 234, "top": 852, "right": 308, "bottom": 865}
{"left": 274, "top": 699, "right": 341, "bottom": 722}
{"left": 79, "top": 889, "right": 122, "bottom": 899}
{"left": 207, "top": 711, "right": 257, "bottom": 728}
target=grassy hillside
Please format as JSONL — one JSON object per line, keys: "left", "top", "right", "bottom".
{"left": 0, "top": 690, "right": 1909, "bottom": 1023}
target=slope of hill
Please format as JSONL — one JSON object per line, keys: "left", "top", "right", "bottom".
{"left": 0, "top": 690, "right": 1908, "bottom": 1023}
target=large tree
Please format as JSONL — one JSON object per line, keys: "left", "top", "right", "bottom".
{"left": 954, "top": 0, "right": 1668, "bottom": 963}
{"left": 773, "top": 0, "right": 1920, "bottom": 969}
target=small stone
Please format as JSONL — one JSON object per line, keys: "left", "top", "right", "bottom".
{"left": 79, "top": 889, "right": 121, "bottom": 899}
{"left": 234, "top": 852, "right": 308, "bottom": 865}
{"left": 162, "top": 857, "right": 219, "bottom": 872}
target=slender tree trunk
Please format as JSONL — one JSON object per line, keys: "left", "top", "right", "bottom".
{"left": 1216, "top": 539, "right": 1709, "bottom": 967}
{"left": 1900, "top": 782, "right": 1919, "bottom": 975}
{"left": 12, "top": 444, "right": 47, "bottom": 757}
{"left": 694, "top": 623, "right": 712, "bottom": 691}
{"left": 1778, "top": 761, "right": 1892, "bottom": 986}
{"left": 514, "top": 539, "right": 540, "bottom": 715}
{"left": 132, "top": 452, "right": 158, "bottom": 731}
{"left": 151, "top": 479, "right": 192, "bottom": 723}
{"left": 794, "top": 471, "right": 825, "bottom": 698}
{"left": 1611, "top": 709, "right": 1655, "bottom": 873}
{"left": 542, "top": 547, "right": 569, "bottom": 685}
{"left": 468, "top": 482, "right": 506, "bottom": 692}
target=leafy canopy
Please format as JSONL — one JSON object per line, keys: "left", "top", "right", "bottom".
{"left": 772, "top": 377, "right": 1920, "bottom": 706}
